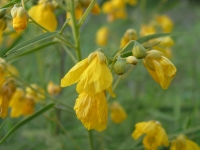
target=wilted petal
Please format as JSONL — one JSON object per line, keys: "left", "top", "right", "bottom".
{"left": 74, "top": 91, "right": 108, "bottom": 131}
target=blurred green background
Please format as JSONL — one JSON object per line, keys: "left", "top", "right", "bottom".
{"left": 1, "top": 0, "right": 200, "bottom": 149}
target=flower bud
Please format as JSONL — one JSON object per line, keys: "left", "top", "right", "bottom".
{"left": 97, "top": 51, "right": 106, "bottom": 64}
{"left": 11, "top": 5, "right": 29, "bottom": 33}
{"left": 113, "top": 56, "right": 126, "bottom": 75}
{"left": 47, "top": 81, "right": 61, "bottom": 96}
{"left": 0, "top": 9, "right": 6, "bottom": 19}
{"left": 132, "top": 41, "right": 147, "bottom": 59}
{"left": 126, "top": 56, "right": 137, "bottom": 65}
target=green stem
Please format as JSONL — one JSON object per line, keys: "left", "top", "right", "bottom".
{"left": 68, "top": 0, "right": 82, "bottom": 61}
{"left": 29, "top": 16, "right": 76, "bottom": 49}
{"left": 62, "top": 44, "right": 78, "bottom": 64}
{"left": 88, "top": 130, "right": 94, "bottom": 150}
{"left": 78, "top": 0, "right": 96, "bottom": 27}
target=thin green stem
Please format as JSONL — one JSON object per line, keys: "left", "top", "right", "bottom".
{"left": 88, "top": 130, "right": 94, "bottom": 150}
{"left": 68, "top": 0, "right": 82, "bottom": 61}
{"left": 78, "top": 0, "right": 96, "bottom": 27}
{"left": 62, "top": 44, "right": 78, "bottom": 64}
{"left": 59, "top": 19, "right": 70, "bottom": 34}
{"left": 21, "top": 0, "right": 25, "bottom": 9}
{"left": 29, "top": 16, "right": 76, "bottom": 49}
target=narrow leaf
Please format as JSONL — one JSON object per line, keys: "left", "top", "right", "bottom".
{"left": 6, "top": 41, "right": 58, "bottom": 62}
{"left": 1, "top": 0, "right": 20, "bottom": 8}
{"left": 137, "top": 32, "right": 180, "bottom": 43}
{"left": 5, "top": 32, "right": 58, "bottom": 56}
{"left": 0, "top": 103, "right": 54, "bottom": 145}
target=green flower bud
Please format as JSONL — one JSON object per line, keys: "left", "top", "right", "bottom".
{"left": 132, "top": 41, "right": 147, "bottom": 59}
{"left": 0, "top": 9, "right": 6, "bottom": 19}
{"left": 114, "top": 56, "right": 126, "bottom": 75}
{"left": 126, "top": 56, "right": 137, "bottom": 65}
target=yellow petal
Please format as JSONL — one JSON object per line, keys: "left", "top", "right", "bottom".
{"left": 110, "top": 102, "right": 127, "bottom": 123}
{"left": 28, "top": 3, "right": 57, "bottom": 32}
{"left": 74, "top": 91, "right": 108, "bottom": 131}
{"left": 76, "top": 55, "right": 113, "bottom": 94}
{"left": 61, "top": 58, "right": 89, "bottom": 87}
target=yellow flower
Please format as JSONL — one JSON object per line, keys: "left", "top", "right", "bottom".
{"left": 9, "top": 88, "right": 26, "bottom": 118}
{"left": 96, "top": 26, "right": 109, "bottom": 46}
{"left": 61, "top": 51, "right": 113, "bottom": 94}
{"left": 143, "top": 50, "right": 176, "bottom": 89}
{"left": 22, "top": 96, "right": 35, "bottom": 116}
{"left": 74, "top": 91, "right": 108, "bottom": 131}
{"left": 120, "top": 29, "right": 137, "bottom": 48}
{"left": 140, "top": 24, "right": 156, "bottom": 36}
{"left": 28, "top": 1, "right": 57, "bottom": 32}
{"left": 156, "top": 15, "right": 174, "bottom": 32}
{"left": 11, "top": 5, "right": 29, "bottom": 34}
{"left": 110, "top": 102, "right": 127, "bottom": 123}
{"left": 170, "top": 135, "right": 200, "bottom": 150}
{"left": 47, "top": 81, "right": 61, "bottom": 96}
{"left": 132, "top": 120, "right": 169, "bottom": 150}
{"left": 102, "top": 0, "right": 127, "bottom": 22}
{"left": 0, "top": 79, "right": 16, "bottom": 118}
{"left": 26, "top": 84, "right": 45, "bottom": 102}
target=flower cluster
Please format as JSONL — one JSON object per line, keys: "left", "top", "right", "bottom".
{"left": 61, "top": 51, "right": 115, "bottom": 131}
{"left": 132, "top": 120, "right": 200, "bottom": 150}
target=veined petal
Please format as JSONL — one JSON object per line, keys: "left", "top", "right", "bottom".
{"left": 61, "top": 58, "right": 89, "bottom": 87}
{"left": 74, "top": 91, "right": 108, "bottom": 131}
{"left": 76, "top": 56, "right": 112, "bottom": 94}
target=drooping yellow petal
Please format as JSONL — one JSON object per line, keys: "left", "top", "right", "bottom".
{"left": 61, "top": 58, "right": 89, "bottom": 87}
{"left": 76, "top": 54, "right": 113, "bottom": 94}
{"left": 74, "top": 91, "right": 108, "bottom": 131}
{"left": 143, "top": 50, "right": 176, "bottom": 89}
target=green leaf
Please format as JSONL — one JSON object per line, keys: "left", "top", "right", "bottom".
{"left": 6, "top": 41, "right": 58, "bottom": 62}
{"left": 137, "top": 32, "right": 180, "bottom": 43}
{"left": 4, "top": 32, "right": 58, "bottom": 57}
{"left": 0, "top": 103, "right": 54, "bottom": 145}
{"left": 1, "top": 0, "right": 20, "bottom": 8}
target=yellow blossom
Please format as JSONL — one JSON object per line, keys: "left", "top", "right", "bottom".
{"left": 143, "top": 50, "right": 177, "bottom": 89}
{"left": 0, "top": 79, "right": 16, "bottom": 118}
{"left": 28, "top": 1, "right": 57, "bottom": 32}
{"left": 170, "top": 134, "right": 200, "bottom": 150}
{"left": 96, "top": 26, "right": 109, "bottom": 46}
{"left": 9, "top": 88, "right": 26, "bottom": 118}
{"left": 0, "top": 58, "right": 7, "bottom": 87}
{"left": 102, "top": 0, "right": 127, "bottom": 22}
{"left": 26, "top": 84, "right": 45, "bottom": 102}
{"left": 22, "top": 96, "right": 35, "bottom": 116}
{"left": 74, "top": 91, "right": 108, "bottom": 131}
{"left": 47, "top": 81, "right": 61, "bottom": 96}
{"left": 61, "top": 51, "right": 113, "bottom": 94}
{"left": 156, "top": 15, "right": 174, "bottom": 32}
{"left": 140, "top": 24, "right": 156, "bottom": 36}
{"left": 132, "top": 120, "right": 169, "bottom": 150}
{"left": 11, "top": 5, "right": 29, "bottom": 34}
{"left": 120, "top": 29, "right": 137, "bottom": 48}
{"left": 110, "top": 102, "right": 127, "bottom": 123}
